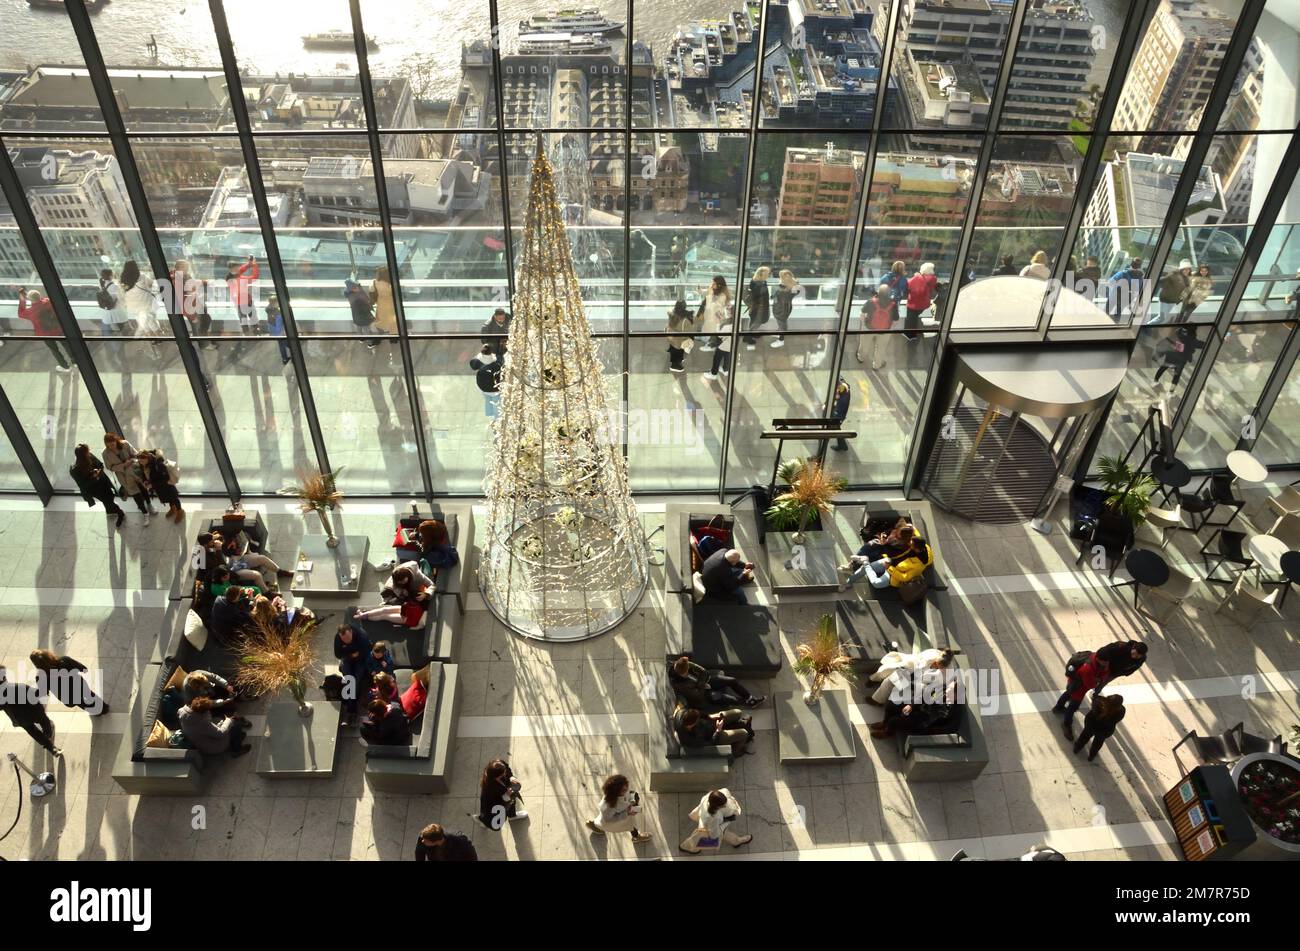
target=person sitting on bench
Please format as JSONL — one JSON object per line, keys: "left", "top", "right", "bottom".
{"left": 178, "top": 696, "right": 252, "bottom": 757}
{"left": 353, "top": 562, "right": 433, "bottom": 627}
{"left": 855, "top": 518, "right": 916, "bottom": 563}
{"left": 670, "top": 656, "right": 764, "bottom": 709}
{"left": 182, "top": 670, "right": 235, "bottom": 711}
{"left": 700, "top": 548, "right": 754, "bottom": 604}
{"left": 369, "top": 671, "right": 401, "bottom": 707}
{"left": 866, "top": 648, "right": 954, "bottom": 706}
{"left": 209, "top": 584, "right": 255, "bottom": 646}
{"left": 415, "top": 519, "right": 459, "bottom": 574}
{"left": 359, "top": 698, "right": 411, "bottom": 746}
{"left": 870, "top": 675, "right": 961, "bottom": 739}
{"left": 842, "top": 534, "right": 932, "bottom": 590}
{"left": 211, "top": 529, "right": 293, "bottom": 590}
{"left": 674, "top": 705, "right": 755, "bottom": 757}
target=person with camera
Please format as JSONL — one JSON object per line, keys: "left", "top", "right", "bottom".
{"left": 680, "top": 788, "right": 752, "bottom": 853}
{"left": 478, "top": 758, "right": 527, "bottom": 829}
{"left": 586, "top": 774, "right": 652, "bottom": 844}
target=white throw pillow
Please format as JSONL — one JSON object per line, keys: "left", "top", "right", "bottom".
{"left": 182, "top": 609, "right": 207, "bottom": 651}
{"left": 691, "top": 571, "right": 706, "bottom": 605}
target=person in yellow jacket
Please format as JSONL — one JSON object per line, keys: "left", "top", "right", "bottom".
{"left": 853, "top": 535, "right": 933, "bottom": 589}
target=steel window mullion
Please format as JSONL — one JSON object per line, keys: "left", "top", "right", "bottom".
{"left": 1129, "top": 0, "right": 1266, "bottom": 329}
{"left": 818, "top": 0, "right": 904, "bottom": 441}
{"left": 207, "top": 0, "right": 331, "bottom": 481}
{"left": 65, "top": 0, "right": 241, "bottom": 501}
{"left": 0, "top": 140, "right": 121, "bottom": 439}
{"left": 487, "top": 0, "right": 517, "bottom": 303}
{"left": 623, "top": 0, "right": 634, "bottom": 465}
{"left": 1037, "top": 0, "right": 1157, "bottom": 339}
{"left": 348, "top": 0, "right": 436, "bottom": 499}
{"left": 717, "top": 0, "right": 773, "bottom": 500}
{"left": 899, "top": 0, "right": 1031, "bottom": 497}
{"left": 1170, "top": 131, "right": 1300, "bottom": 449}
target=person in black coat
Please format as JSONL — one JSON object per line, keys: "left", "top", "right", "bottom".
{"left": 871, "top": 678, "right": 961, "bottom": 739}
{"left": 469, "top": 344, "right": 503, "bottom": 418}
{"left": 0, "top": 667, "right": 60, "bottom": 756}
{"left": 480, "top": 308, "right": 511, "bottom": 356}
{"left": 669, "top": 655, "right": 764, "bottom": 709}
{"left": 29, "top": 649, "right": 108, "bottom": 714}
{"left": 334, "top": 623, "right": 373, "bottom": 726}
{"left": 359, "top": 699, "right": 411, "bottom": 746}
{"left": 1094, "top": 640, "right": 1147, "bottom": 682}
{"left": 741, "top": 266, "right": 771, "bottom": 348}
{"left": 70, "top": 444, "right": 125, "bottom": 526}
{"left": 415, "top": 823, "right": 478, "bottom": 862}
{"left": 209, "top": 585, "right": 253, "bottom": 647}
{"left": 1073, "top": 693, "right": 1125, "bottom": 761}
{"left": 828, "top": 377, "right": 851, "bottom": 451}
{"left": 699, "top": 547, "right": 753, "bottom": 604}
{"left": 477, "top": 758, "right": 526, "bottom": 829}
{"left": 1152, "top": 324, "right": 1204, "bottom": 387}
{"left": 674, "top": 705, "right": 754, "bottom": 757}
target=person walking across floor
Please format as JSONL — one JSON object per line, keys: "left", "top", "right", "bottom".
{"left": 1051, "top": 651, "right": 1108, "bottom": 741}
{"left": 882, "top": 259, "right": 910, "bottom": 307}
{"left": 118, "top": 260, "right": 165, "bottom": 361}
{"left": 477, "top": 758, "right": 527, "bottom": 829}
{"left": 1094, "top": 640, "right": 1148, "bottom": 684}
{"left": 697, "top": 274, "right": 732, "bottom": 353}
{"left": 741, "top": 265, "right": 770, "bottom": 349}
{"left": 16, "top": 287, "right": 72, "bottom": 371}
{"left": 1073, "top": 693, "right": 1126, "bottom": 762}
{"left": 346, "top": 279, "right": 378, "bottom": 350}
{"left": 102, "top": 432, "right": 156, "bottom": 525}
{"left": 469, "top": 344, "right": 503, "bottom": 417}
{"left": 414, "top": 823, "right": 478, "bottom": 861}
{"left": 680, "top": 788, "right": 752, "bottom": 854}
{"left": 226, "top": 255, "right": 260, "bottom": 337}
{"left": 702, "top": 306, "right": 733, "bottom": 382}
{"left": 1107, "top": 258, "right": 1145, "bottom": 321}
{"left": 136, "top": 448, "right": 183, "bottom": 523}
{"left": 1179, "top": 264, "right": 1213, "bottom": 322}
{"left": 266, "top": 293, "right": 290, "bottom": 366}
{"left": 665, "top": 299, "right": 695, "bottom": 373}
{"left": 1152, "top": 324, "right": 1204, "bottom": 390}
{"left": 96, "top": 268, "right": 132, "bottom": 342}
{"left": 371, "top": 264, "right": 400, "bottom": 366}
{"left": 586, "top": 773, "right": 652, "bottom": 844}
{"left": 1156, "top": 260, "right": 1193, "bottom": 324}
{"left": 480, "top": 307, "right": 511, "bottom": 357}
{"left": 0, "top": 665, "right": 61, "bottom": 757}
{"left": 769, "top": 268, "right": 800, "bottom": 348}
{"left": 29, "top": 648, "right": 108, "bottom": 715}
{"left": 70, "top": 443, "right": 125, "bottom": 528}
{"left": 904, "top": 262, "right": 937, "bottom": 342}
{"left": 171, "top": 258, "right": 212, "bottom": 346}
{"left": 827, "top": 377, "right": 851, "bottom": 452}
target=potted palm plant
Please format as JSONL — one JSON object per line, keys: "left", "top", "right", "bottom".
{"left": 280, "top": 467, "right": 344, "bottom": 547}
{"left": 1096, "top": 455, "right": 1156, "bottom": 531}
{"left": 792, "top": 613, "right": 856, "bottom": 705}
{"left": 764, "top": 458, "right": 846, "bottom": 543}
{"left": 232, "top": 608, "right": 320, "bottom": 717}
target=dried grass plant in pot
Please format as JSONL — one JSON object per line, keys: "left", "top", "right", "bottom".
{"left": 792, "top": 613, "right": 856, "bottom": 705}
{"left": 765, "top": 458, "right": 847, "bottom": 542}
{"left": 279, "top": 467, "right": 345, "bottom": 547}
{"left": 233, "top": 607, "right": 320, "bottom": 717}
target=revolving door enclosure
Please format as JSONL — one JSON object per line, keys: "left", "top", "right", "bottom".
{"left": 920, "top": 344, "right": 1129, "bottom": 523}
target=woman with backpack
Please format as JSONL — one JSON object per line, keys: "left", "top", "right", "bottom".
{"left": 96, "top": 268, "right": 131, "bottom": 340}
{"left": 856, "top": 282, "right": 897, "bottom": 368}
{"left": 1051, "top": 651, "right": 1108, "bottom": 740}
{"left": 136, "top": 448, "right": 184, "bottom": 524}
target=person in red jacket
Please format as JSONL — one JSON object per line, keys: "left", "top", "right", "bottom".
{"left": 904, "top": 262, "right": 937, "bottom": 340}
{"left": 17, "top": 288, "right": 72, "bottom": 371}
{"left": 225, "top": 255, "right": 260, "bottom": 335}
{"left": 1051, "top": 653, "right": 1109, "bottom": 740}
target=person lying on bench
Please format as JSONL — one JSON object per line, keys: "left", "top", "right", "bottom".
{"left": 415, "top": 519, "right": 459, "bottom": 574}
{"left": 209, "top": 529, "right": 293, "bottom": 590}
{"left": 353, "top": 562, "right": 433, "bottom": 627}
{"left": 866, "top": 648, "right": 954, "bottom": 707}
{"left": 670, "top": 656, "right": 765, "bottom": 709}
{"left": 841, "top": 535, "right": 932, "bottom": 591}
{"left": 700, "top": 548, "right": 754, "bottom": 604}
{"left": 674, "top": 705, "right": 755, "bottom": 757}
{"left": 870, "top": 676, "right": 961, "bottom": 739}
{"left": 359, "top": 698, "right": 412, "bottom": 746}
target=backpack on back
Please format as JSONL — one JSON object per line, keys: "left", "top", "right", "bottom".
{"left": 1065, "top": 649, "right": 1092, "bottom": 680}
{"left": 96, "top": 283, "right": 116, "bottom": 310}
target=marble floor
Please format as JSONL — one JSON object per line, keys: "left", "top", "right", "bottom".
{"left": 0, "top": 482, "right": 1296, "bottom": 862}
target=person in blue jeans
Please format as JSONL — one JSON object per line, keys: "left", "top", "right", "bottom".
{"left": 334, "top": 622, "right": 372, "bottom": 726}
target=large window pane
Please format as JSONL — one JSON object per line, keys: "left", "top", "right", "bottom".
{"left": 0, "top": 341, "right": 102, "bottom": 493}
{"left": 627, "top": 334, "right": 721, "bottom": 490}
{"left": 635, "top": 0, "right": 749, "bottom": 130}
{"left": 839, "top": 330, "right": 936, "bottom": 485}
{"left": 0, "top": 7, "right": 107, "bottom": 134}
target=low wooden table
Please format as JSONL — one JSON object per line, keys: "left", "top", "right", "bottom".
{"left": 255, "top": 700, "right": 343, "bottom": 778}
{"left": 774, "top": 689, "right": 858, "bottom": 764}
{"left": 290, "top": 535, "right": 370, "bottom": 595}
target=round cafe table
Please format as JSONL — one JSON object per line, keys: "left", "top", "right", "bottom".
{"left": 1113, "top": 548, "right": 1170, "bottom": 609}
{"left": 1226, "top": 449, "right": 1268, "bottom": 485}
{"left": 1151, "top": 456, "right": 1190, "bottom": 503}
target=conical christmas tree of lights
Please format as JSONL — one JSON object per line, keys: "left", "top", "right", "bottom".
{"left": 478, "top": 143, "right": 648, "bottom": 641}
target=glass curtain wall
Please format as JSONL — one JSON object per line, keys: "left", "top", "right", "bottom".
{"left": 0, "top": 0, "right": 1296, "bottom": 500}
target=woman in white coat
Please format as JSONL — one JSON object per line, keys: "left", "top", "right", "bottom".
{"left": 697, "top": 274, "right": 732, "bottom": 350}
{"left": 680, "top": 788, "right": 752, "bottom": 853}
{"left": 96, "top": 268, "right": 132, "bottom": 340}
{"left": 118, "top": 259, "right": 163, "bottom": 361}
{"left": 866, "top": 647, "right": 955, "bottom": 706}
{"left": 586, "top": 773, "right": 652, "bottom": 844}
